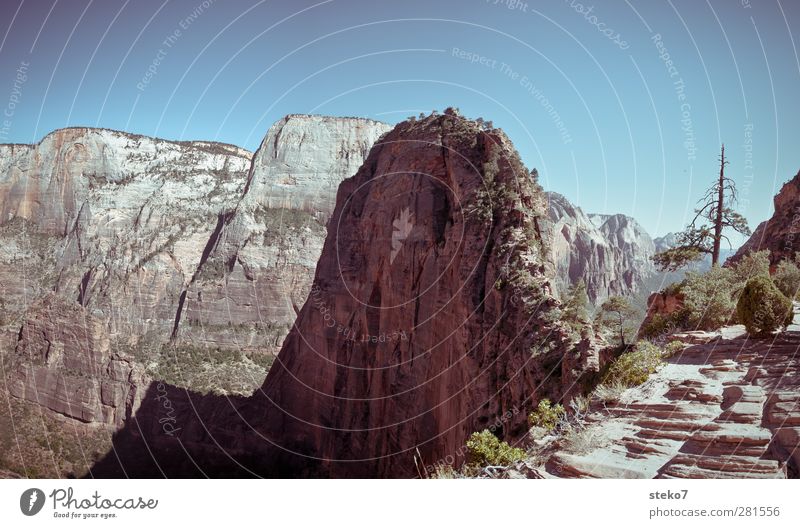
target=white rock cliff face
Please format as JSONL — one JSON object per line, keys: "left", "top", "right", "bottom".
{"left": 544, "top": 192, "right": 656, "bottom": 303}
{"left": 0, "top": 127, "right": 252, "bottom": 429}
{"left": 0, "top": 128, "right": 252, "bottom": 340}
{"left": 174, "top": 115, "right": 393, "bottom": 351}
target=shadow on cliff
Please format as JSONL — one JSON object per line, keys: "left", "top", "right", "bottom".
{"left": 87, "top": 380, "right": 316, "bottom": 478}
{"left": 88, "top": 374, "right": 423, "bottom": 478}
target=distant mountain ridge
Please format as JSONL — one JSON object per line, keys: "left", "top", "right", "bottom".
{"left": 544, "top": 192, "right": 656, "bottom": 303}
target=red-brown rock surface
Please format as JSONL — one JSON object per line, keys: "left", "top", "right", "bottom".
{"left": 728, "top": 169, "right": 800, "bottom": 267}
{"left": 539, "top": 315, "right": 800, "bottom": 479}
{"left": 640, "top": 289, "right": 685, "bottom": 334}
{"left": 246, "top": 113, "right": 589, "bottom": 477}
{"left": 8, "top": 295, "right": 147, "bottom": 427}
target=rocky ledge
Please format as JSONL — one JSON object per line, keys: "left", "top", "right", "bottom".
{"left": 536, "top": 312, "right": 800, "bottom": 479}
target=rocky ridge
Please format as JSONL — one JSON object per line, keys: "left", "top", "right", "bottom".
{"left": 729, "top": 169, "right": 800, "bottom": 267}
{"left": 174, "top": 115, "right": 392, "bottom": 351}
{"left": 0, "top": 127, "right": 258, "bottom": 430}
{"left": 0, "top": 117, "right": 394, "bottom": 475}
{"left": 544, "top": 192, "right": 656, "bottom": 303}
{"left": 536, "top": 317, "right": 800, "bottom": 478}
{"left": 0, "top": 114, "right": 710, "bottom": 478}
{"left": 0, "top": 126, "right": 252, "bottom": 341}
{"left": 237, "top": 112, "right": 598, "bottom": 477}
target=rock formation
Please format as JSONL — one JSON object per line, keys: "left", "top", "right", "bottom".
{"left": 538, "top": 316, "right": 800, "bottom": 478}
{"left": 0, "top": 127, "right": 252, "bottom": 343}
{"left": 0, "top": 127, "right": 253, "bottom": 439}
{"left": 0, "top": 117, "right": 392, "bottom": 475}
{"left": 729, "top": 169, "right": 800, "bottom": 267}
{"left": 8, "top": 295, "right": 147, "bottom": 428}
{"left": 174, "top": 115, "right": 392, "bottom": 352}
{"left": 245, "top": 113, "right": 592, "bottom": 477}
{"left": 1, "top": 115, "right": 718, "bottom": 478}
{"left": 544, "top": 192, "right": 656, "bottom": 303}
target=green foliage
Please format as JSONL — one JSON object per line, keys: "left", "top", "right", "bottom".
{"left": 664, "top": 340, "right": 685, "bottom": 357}
{"left": 732, "top": 250, "right": 770, "bottom": 286}
{"left": 430, "top": 465, "right": 458, "bottom": 479}
{"left": 736, "top": 276, "right": 794, "bottom": 337}
{"left": 597, "top": 296, "right": 636, "bottom": 346}
{"left": 602, "top": 341, "right": 664, "bottom": 387}
{"left": 639, "top": 309, "right": 690, "bottom": 339}
{"left": 652, "top": 244, "right": 705, "bottom": 272}
{"left": 562, "top": 280, "right": 590, "bottom": 333}
{"left": 645, "top": 249, "right": 790, "bottom": 335}
{"left": 773, "top": 258, "right": 800, "bottom": 299}
{"left": 528, "top": 399, "right": 566, "bottom": 431}
{"left": 681, "top": 266, "right": 737, "bottom": 330}
{"left": 465, "top": 430, "right": 526, "bottom": 467}
{"left": 146, "top": 345, "right": 270, "bottom": 396}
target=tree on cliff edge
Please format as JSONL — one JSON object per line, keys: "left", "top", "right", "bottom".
{"left": 653, "top": 145, "right": 750, "bottom": 271}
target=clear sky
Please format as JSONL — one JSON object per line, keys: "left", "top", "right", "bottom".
{"left": 1, "top": 0, "right": 798, "bottom": 241}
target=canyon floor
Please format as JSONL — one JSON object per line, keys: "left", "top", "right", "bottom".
{"left": 511, "top": 306, "right": 800, "bottom": 479}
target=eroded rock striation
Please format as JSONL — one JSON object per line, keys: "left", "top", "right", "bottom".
{"left": 245, "top": 113, "right": 593, "bottom": 477}
{"left": 8, "top": 295, "right": 147, "bottom": 428}
{"left": 538, "top": 316, "right": 800, "bottom": 479}
{"left": 174, "top": 115, "right": 392, "bottom": 352}
{"left": 0, "top": 128, "right": 254, "bottom": 431}
{"left": 0, "top": 127, "right": 252, "bottom": 342}
{"left": 544, "top": 192, "right": 656, "bottom": 303}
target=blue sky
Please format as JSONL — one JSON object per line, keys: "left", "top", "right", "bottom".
{"left": 1, "top": 0, "right": 798, "bottom": 241}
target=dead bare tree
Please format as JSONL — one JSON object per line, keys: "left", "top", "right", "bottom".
{"left": 653, "top": 144, "right": 750, "bottom": 271}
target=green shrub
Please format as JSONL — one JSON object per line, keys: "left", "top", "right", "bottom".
{"left": 773, "top": 259, "right": 800, "bottom": 299}
{"left": 465, "top": 430, "right": 525, "bottom": 467}
{"left": 602, "top": 341, "right": 664, "bottom": 387}
{"left": 736, "top": 276, "right": 793, "bottom": 337}
{"left": 732, "top": 250, "right": 771, "bottom": 285}
{"left": 682, "top": 266, "right": 737, "bottom": 330}
{"left": 664, "top": 340, "right": 685, "bottom": 357}
{"left": 528, "top": 399, "right": 566, "bottom": 431}
{"left": 639, "top": 308, "right": 690, "bottom": 339}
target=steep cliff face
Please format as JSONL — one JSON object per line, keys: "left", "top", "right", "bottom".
{"left": 0, "top": 127, "right": 252, "bottom": 341}
{"left": 246, "top": 113, "right": 591, "bottom": 477}
{"left": 175, "top": 115, "right": 392, "bottom": 351}
{"left": 544, "top": 192, "right": 656, "bottom": 303}
{"left": 729, "top": 170, "right": 800, "bottom": 267}
{"left": 0, "top": 128, "right": 252, "bottom": 431}
{"left": 0, "top": 118, "right": 394, "bottom": 438}
{"left": 9, "top": 295, "right": 147, "bottom": 428}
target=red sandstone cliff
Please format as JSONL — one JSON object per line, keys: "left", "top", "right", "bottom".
{"left": 728, "top": 169, "right": 800, "bottom": 267}
{"left": 247, "top": 112, "right": 592, "bottom": 477}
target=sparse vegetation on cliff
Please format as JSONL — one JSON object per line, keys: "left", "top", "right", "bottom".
{"left": 144, "top": 344, "right": 270, "bottom": 396}
{"left": 602, "top": 341, "right": 665, "bottom": 387}
{"left": 465, "top": 430, "right": 526, "bottom": 467}
{"left": 773, "top": 256, "right": 800, "bottom": 299}
{"left": 528, "top": 399, "right": 566, "bottom": 431}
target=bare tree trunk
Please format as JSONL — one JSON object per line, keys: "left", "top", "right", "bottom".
{"left": 712, "top": 144, "right": 726, "bottom": 266}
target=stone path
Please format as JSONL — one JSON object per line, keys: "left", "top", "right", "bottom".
{"left": 541, "top": 307, "right": 800, "bottom": 479}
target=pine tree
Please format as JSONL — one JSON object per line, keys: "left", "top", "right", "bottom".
{"left": 562, "top": 279, "right": 589, "bottom": 329}
{"left": 653, "top": 145, "right": 750, "bottom": 271}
